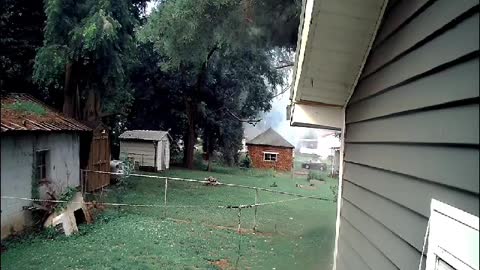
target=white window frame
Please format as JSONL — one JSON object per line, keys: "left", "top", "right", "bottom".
{"left": 263, "top": 152, "right": 279, "bottom": 162}
{"left": 426, "top": 199, "right": 479, "bottom": 270}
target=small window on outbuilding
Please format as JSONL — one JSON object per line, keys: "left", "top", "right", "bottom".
{"left": 263, "top": 152, "right": 278, "bottom": 162}
{"left": 36, "top": 150, "right": 49, "bottom": 182}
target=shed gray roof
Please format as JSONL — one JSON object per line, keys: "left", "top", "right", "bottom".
{"left": 119, "top": 130, "right": 169, "bottom": 141}
{"left": 246, "top": 128, "right": 294, "bottom": 148}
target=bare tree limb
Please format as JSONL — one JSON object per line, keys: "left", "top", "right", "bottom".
{"left": 271, "top": 85, "right": 290, "bottom": 99}
{"left": 275, "top": 62, "right": 294, "bottom": 69}
{"left": 223, "top": 108, "right": 262, "bottom": 124}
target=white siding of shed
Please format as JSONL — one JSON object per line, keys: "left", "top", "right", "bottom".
{"left": 119, "top": 140, "right": 156, "bottom": 168}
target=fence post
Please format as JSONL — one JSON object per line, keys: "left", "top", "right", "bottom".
{"left": 253, "top": 189, "right": 259, "bottom": 232}
{"left": 164, "top": 177, "right": 168, "bottom": 219}
{"left": 237, "top": 208, "right": 242, "bottom": 234}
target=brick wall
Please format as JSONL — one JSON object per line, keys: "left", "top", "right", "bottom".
{"left": 247, "top": 145, "right": 293, "bottom": 172}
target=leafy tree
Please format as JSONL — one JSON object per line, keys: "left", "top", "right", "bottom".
{"left": 0, "top": 0, "right": 55, "bottom": 101}
{"left": 33, "top": 0, "right": 146, "bottom": 122}
{"left": 126, "top": 41, "right": 188, "bottom": 154}
{"left": 140, "top": 0, "right": 299, "bottom": 168}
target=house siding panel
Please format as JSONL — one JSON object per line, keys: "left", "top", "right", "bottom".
{"left": 337, "top": 237, "right": 371, "bottom": 270}
{"left": 350, "top": 13, "right": 479, "bottom": 103}
{"left": 339, "top": 218, "right": 398, "bottom": 270}
{"left": 345, "top": 104, "right": 479, "bottom": 144}
{"left": 346, "top": 58, "right": 479, "bottom": 123}
{"left": 336, "top": 1, "right": 479, "bottom": 269}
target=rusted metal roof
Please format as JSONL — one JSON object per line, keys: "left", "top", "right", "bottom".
{"left": 1, "top": 93, "right": 91, "bottom": 132}
{"left": 119, "top": 130, "right": 169, "bottom": 141}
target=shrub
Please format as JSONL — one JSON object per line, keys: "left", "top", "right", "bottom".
{"left": 330, "top": 185, "right": 338, "bottom": 202}
{"left": 240, "top": 154, "right": 252, "bottom": 168}
{"left": 307, "top": 171, "right": 324, "bottom": 181}
{"left": 55, "top": 186, "right": 78, "bottom": 212}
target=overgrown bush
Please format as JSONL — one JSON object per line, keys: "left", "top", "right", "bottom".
{"left": 307, "top": 171, "right": 324, "bottom": 181}
{"left": 239, "top": 154, "right": 251, "bottom": 168}
{"left": 330, "top": 185, "right": 338, "bottom": 202}
{"left": 114, "top": 157, "right": 134, "bottom": 187}
{"left": 55, "top": 186, "right": 78, "bottom": 212}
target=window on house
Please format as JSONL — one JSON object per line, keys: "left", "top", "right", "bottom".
{"left": 36, "top": 150, "right": 49, "bottom": 181}
{"left": 263, "top": 152, "right": 278, "bottom": 162}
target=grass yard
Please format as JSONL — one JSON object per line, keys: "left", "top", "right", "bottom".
{"left": 1, "top": 167, "right": 338, "bottom": 270}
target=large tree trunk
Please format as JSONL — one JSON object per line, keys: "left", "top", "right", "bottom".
{"left": 205, "top": 134, "right": 214, "bottom": 172}
{"left": 184, "top": 97, "right": 196, "bottom": 169}
{"left": 83, "top": 88, "right": 101, "bottom": 122}
{"left": 63, "top": 63, "right": 78, "bottom": 118}
{"left": 183, "top": 46, "right": 218, "bottom": 169}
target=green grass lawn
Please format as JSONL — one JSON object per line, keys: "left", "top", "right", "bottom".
{"left": 1, "top": 167, "right": 338, "bottom": 270}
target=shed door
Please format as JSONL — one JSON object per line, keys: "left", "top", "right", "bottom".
{"left": 160, "top": 139, "right": 169, "bottom": 170}
{"left": 87, "top": 128, "right": 110, "bottom": 191}
{"left": 426, "top": 200, "right": 479, "bottom": 270}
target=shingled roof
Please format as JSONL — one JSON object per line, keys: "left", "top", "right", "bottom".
{"left": 119, "top": 130, "right": 169, "bottom": 141}
{"left": 246, "top": 128, "right": 294, "bottom": 148}
{"left": 1, "top": 93, "right": 91, "bottom": 132}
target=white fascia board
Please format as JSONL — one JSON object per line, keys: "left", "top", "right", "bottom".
{"left": 290, "top": 0, "right": 315, "bottom": 102}
{"left": 290, "top": 103, "right": 343, "bottom": 130}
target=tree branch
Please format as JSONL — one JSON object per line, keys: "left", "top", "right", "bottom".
{"left": 274, "top": 62, "right": 294, "bottom": 69}
{"left": 271, "top": 85, "right": 289, "bottom": 99}
{"left": 224, "top": 108, "right": 262, "bottom": 124}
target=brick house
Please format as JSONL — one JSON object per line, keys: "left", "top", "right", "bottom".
{"left": 246, "top": 128, "right": 294, "bottom": 172}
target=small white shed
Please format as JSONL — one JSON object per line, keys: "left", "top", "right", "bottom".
{"left": 119, "top": 130, "right": 170, "bottom": 171}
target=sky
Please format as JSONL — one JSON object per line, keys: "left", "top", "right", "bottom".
{"left": 244, "top": 87, "right": 340, "bottom": 158}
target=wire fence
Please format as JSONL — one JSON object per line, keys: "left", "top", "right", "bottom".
{"left": 77, "top": 169, "right": 334, "bottom": 234}
{"left": 1, "top": 169, "right": 337, "bottom": 269}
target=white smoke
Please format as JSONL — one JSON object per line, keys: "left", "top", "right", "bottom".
{"left": 244, "top": 68, "right": 340, "bottom": 158}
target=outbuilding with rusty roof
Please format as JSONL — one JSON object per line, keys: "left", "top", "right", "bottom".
{"left": 1, "top": 93, "right": 91, "bottom": 239}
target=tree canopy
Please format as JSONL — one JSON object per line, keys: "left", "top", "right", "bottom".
{"left": 134, "top": 0, "right": 298, "bottom": 168}
{"left": 4, "top": 0, "right": 301, "bottom": 169}
{"left": 33, "top": 0, "right": 146, "bottom": 121}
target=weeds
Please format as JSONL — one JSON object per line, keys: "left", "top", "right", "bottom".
{"left": 5, "top": 101, "right": 47, "bottom": 116}
{"left": 54, "top": 186, "right": 78, "bottom": 212}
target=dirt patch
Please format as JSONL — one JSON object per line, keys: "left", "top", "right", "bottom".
{"left": 209, "top": 259, "right": 231, "bottom": 270}
{"left": 309, "top": 179, "right": 325, "bottom": 186}
{"left": 210, "top": 225, "right": 273, "bottom": 237}
{"left": 169, "top": 218, "right": 192, "bottom": 224}
{"left": 297, "top": 184, "right": 317, "bottom": 190}
{"left": 167, "top": 218, "right": 272, "bottom": 236}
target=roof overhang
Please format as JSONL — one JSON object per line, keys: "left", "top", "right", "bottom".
{"left": 289, "top": 0, "right": 388, "bottom": 130}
